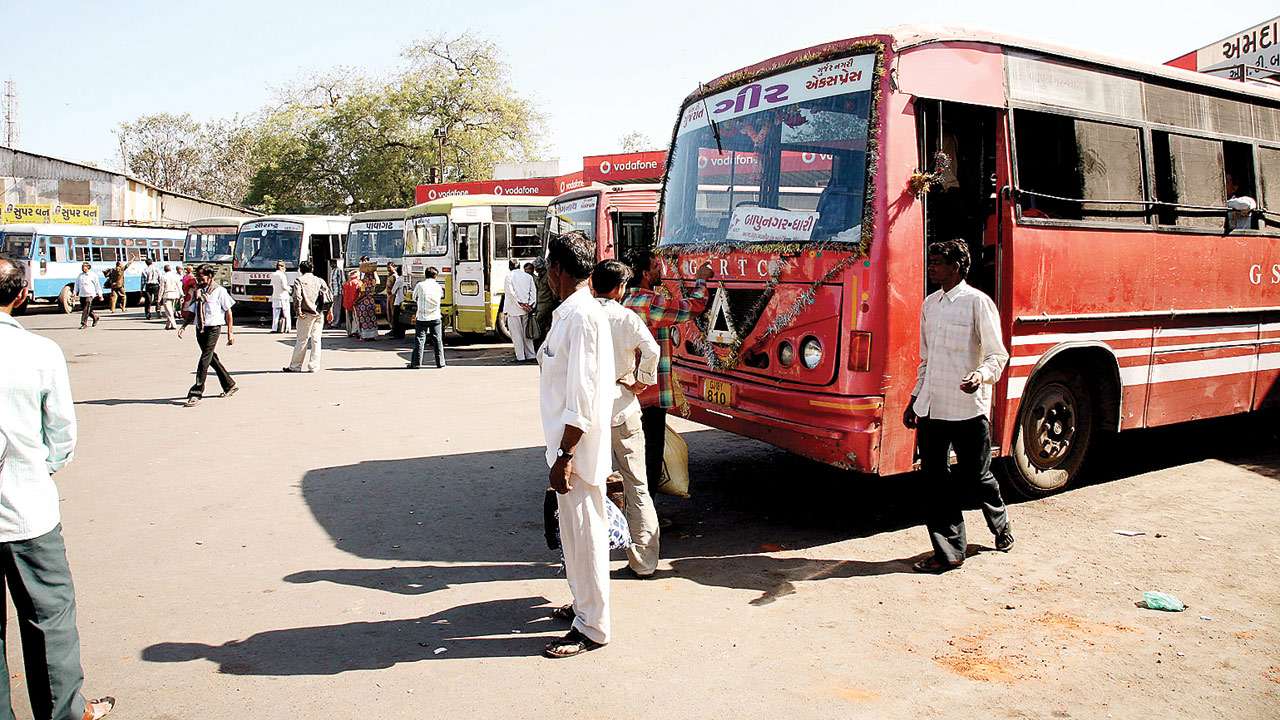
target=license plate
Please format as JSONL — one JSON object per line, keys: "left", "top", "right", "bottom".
{"left": 250, "top": 295, "right": 269, "bottom": 302}
{"left": 703, "top": 379, "right": 733, "bottom": 407}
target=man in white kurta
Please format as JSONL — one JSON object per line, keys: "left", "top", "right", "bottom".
{"left": 270, "top": 262, "right": 292, "bottom": 333}
{"left": 504, "top": 262, "right": 537, "bottom": 361}
{"left": 538, "top": 231, "right": 615, "bottom": 657}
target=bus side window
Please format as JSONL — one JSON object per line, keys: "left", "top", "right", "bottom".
{"left": 1152, "top": 132, "right": 1225, "bottom": 229}
{"left": 100, "top": 246, "right": 118, "bottom": 262}
{"left": 1259, "top": 147, "right": 1280, "bottom": 234}
{"left": 493, "top": 224, "right": 510, "bottom": 260}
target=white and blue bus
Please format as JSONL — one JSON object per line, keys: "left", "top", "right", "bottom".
{"left": 0, "top": 223, "right": 186, "bottom": 313}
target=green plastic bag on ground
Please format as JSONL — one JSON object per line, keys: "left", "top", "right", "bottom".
{"left": 1142, "top": 591, "right": 1186, "bottom": 612}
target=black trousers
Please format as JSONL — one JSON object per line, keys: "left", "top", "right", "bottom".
{"left": 640, "top": 406, "right": 667, "bottom": 495}
{"left": 78, "top": 298, "right": 98, "bottom": 328}
{"left": 0, "top": 525, "right": 87, "bottom": 720}
{"left": 410, "top": 319, "right": 445, "bottom": 368}
{"left": 188, "top": 326, "right": 234, "bottom": 399}
{"left": 143, "top": 283, "right": 160, "bottom": 318}
{"left": 918, "top": 415, "right": 1010, "bottom": 564}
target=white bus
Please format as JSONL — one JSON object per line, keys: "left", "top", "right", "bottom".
{"left": 229, "top": 215, "right": 349, "bottom": 313}
{"left": 184, "top": 217, "right": 247, "bottom": 288}
{"left": 0, "top": 223, "right": 185, "bottom": 313}
{"left": 345, "top": 208, "right": 406, "bottom": 325}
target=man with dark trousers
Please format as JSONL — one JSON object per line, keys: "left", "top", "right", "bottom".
{"left": 178, "top": 266, "right": 238, "bottom": 407}
{"left": 903, "top": 239, "right": 1013, "bottom": 573}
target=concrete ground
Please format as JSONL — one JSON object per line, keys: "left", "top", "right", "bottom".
{"left": 7, "top": 301, "right": 1279, "bottom": 719}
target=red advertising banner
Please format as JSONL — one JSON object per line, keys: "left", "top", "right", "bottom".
{"left": 582, "top": 151, "right": 668, "bottom": 184}
{"left": 555, "top": 171, "right": 586, "bottom": 194}
{"left": 414, "top": 177, "right": 564, "bottom": 204}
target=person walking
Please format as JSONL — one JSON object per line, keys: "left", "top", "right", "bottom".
{"left": 539, "top": 231, "right": 615, "bottom": 659}
{"left": 270, "top": 261, "right": 292, "bottom": 334}
{"left": 177, "top": 266, "right": 238, "bottom": 407}
{"left": 354, "top": 271, "right": 380, "bottom": 341}
{"left": 408, "top": 267, "right": 446, "bottom": 369}
{"left": 532, "top": 258, "right": 557, "bottom": 349}
{"left": 342, "top": 270, "right": 361, "bottom": 338}
{"left": 74, "top": 263, "right": 102, "bottom": 330}
{"left": 180, "top": 265, "right": 197, "bottom": 307}
{"left": 141, "top": 258, "right": 162, "bottom": 320}
{"left": 283, "top": 261, "right": 333, "bottom": 373}
{"left": 503, "top": 259, "right": 537, "bottom": 362}
{"left": 105, "top": 262, "right": 127, "bottom": 313}
{"left": 623, "top": 249, "right": 714, "bottom": 495}
{"left": 386, "top": 263, "right": 406, "bottom": 339}
{"left": 592, "top": 260, "right": 662, "bottom": 578}
{"left": 328, "top": 262, "right": 345, "bottom": 329}
{"left": 159, "top": 264, "right": 182, "bottom": 330}
{"left": 903, "top": 239, "right": 1013, "bottom": 573}
{"left": 0, "top": 258, "right": 117, "bottom": 720}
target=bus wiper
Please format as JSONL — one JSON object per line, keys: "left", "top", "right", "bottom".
{"left": 698, "top": 82, "right": 723, "bottom": 154}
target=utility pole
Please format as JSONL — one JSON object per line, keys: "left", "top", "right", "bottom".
{"left": 2, "top": 79, "right": 17, "bottom": 148}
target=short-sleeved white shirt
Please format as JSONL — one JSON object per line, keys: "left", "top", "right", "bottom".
{"left": 187, "top": 286, "right": 236, "bottom": 328}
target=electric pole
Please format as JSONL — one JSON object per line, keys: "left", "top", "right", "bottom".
{"left": 2, "top": 79, "right": 17, "bottom": 148}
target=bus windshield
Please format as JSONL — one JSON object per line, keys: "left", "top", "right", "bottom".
{"left": 184, "top": 227, "right": 237, "bottom": 262}
{"left": 661, "top": 54, "right": 875, "bottom": 247}
{"left": 233, "top": 227, "right": 303, "bottom": 269}
{"left": 405, "top": 215, "right": 449, "bottom": 256}
{"left": 346, "top": 225, "right": 405, "bottom": 265}
{"left": 1, "top": 232, "right": 33, "bottom": 259}
{"left": 546, "top": 196, "right": 598, "bottom": 240}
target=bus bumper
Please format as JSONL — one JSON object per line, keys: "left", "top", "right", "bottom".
{"left": 673, "top": 368, "right": 884, "bottom": 473}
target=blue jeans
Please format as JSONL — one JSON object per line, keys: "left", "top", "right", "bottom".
{"left": 411, "top": 319, "right": 445, "bottom": 368}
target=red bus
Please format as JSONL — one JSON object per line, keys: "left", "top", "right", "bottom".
{"left": 545, "top": 151, "right": 666, "bottom": 263}
{"left": 657, "top": 28, "right": 1280, "bottom": 496}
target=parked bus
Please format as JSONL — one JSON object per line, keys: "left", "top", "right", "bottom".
{"left": 656, "top": 28, "right": 1280, "bottom": 496}
{"left": 230, "top": 215, "right": 348, "bottom": 313}
{"left": 545, "top": 184, "right": 659, "bottom": 263}
{"left": 0, "top": 223, "right": 185, "bottom": 313}
{"left": 345, "top": 208, "right": 406, "bottom": 325}
{"left": 184, "top": 217, "right": 245, "bottom": 288}
{"left": 402, "top": 195, "right": 548, "bottom": 339}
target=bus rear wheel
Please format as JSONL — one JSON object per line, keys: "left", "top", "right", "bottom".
{"left": 1007, "top": 368, "right": 1095, "bottom": 498}
{"left": 59, "top": 285, "right": 75, "bottom": 313}
{"left": 495, "top": 313, "right": 512, "bottom": 341}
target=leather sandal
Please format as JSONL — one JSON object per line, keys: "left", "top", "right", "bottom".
{"left": 912, "top": 556, "right": 963, "bottom": 573}
{"left": 83, "top": 696, "right": 115, "bottom": 720}
{"left": 543, "top": 628, "right": 603, "bottom": 658}
{"left": 549, "top": 604, "right": 576, "bottom": 622}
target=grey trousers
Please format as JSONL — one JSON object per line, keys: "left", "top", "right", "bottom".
{"left": 0, "top": 525, "right": 87, "bottom": 720}
{"left": 611, "top": 413, "right": 661, "bottom": 575}
{"left": 918, "top": 416, "right": 1010, "bottom": 564}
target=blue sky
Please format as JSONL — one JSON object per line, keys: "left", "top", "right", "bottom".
{"left": 1, "top": 0, "right": 1253, "bottom": 175}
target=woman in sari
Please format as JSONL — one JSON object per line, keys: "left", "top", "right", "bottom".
{"left": 355, "top": 271, "right": 380, "bottom": 340}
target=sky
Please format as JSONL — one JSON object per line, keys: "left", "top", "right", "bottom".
{"left": 0, "top": 0, "right": 1259, "bottom": 177}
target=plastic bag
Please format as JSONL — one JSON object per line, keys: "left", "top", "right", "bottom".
{"left": 658, "top": 423, "right": 690, "bottom": 498}
{"left": 1141, "top": 591, "right": 1186, "bottom": 612}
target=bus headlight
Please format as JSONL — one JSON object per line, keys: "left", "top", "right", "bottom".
{"left": 670, "top": 325, "right": 681, "bottom": 348}
{"left": 777, "top": 341, "right": 795, "bottom": 367}
{"left": 800, "top": 337, "right": 823, "bottom": 369}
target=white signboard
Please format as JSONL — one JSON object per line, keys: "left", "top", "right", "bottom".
{"left": 677, "top": 54, "right": 875, "bottom": 137}
{"left": 725, "top": 206, "right": 820, "bottom": 244}
{"left": 242, "top": 220, "right": 304, "bottom": 233}
{"left": 350, "top": 220, "right": 405, "bottom": 232}
{"left": 1190, "top": 16, "right": 1280, "bottom": 80}
{"left": 550, "top": 196, "right": 598, "bottom": 217}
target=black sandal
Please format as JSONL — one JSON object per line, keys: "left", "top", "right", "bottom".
{"left": 912, "top": 556, "right": 963, "bottom": 573}
{"left": 549, "top": 604, "right": 576, "bottom": 622}
{"left": 543, "top": 628, "right": 603, "bottom": 658}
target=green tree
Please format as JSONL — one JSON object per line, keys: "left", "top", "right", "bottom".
{"left": 115, "top": 113, "right": 204, "bottom": 194}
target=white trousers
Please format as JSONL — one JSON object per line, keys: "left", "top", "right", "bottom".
{"left": 507, "top": 314, "right": 535, "bottom": 360}
{"left": 612, "top": 413, "right": 660, "bottom": 575}
{"left": 557, "top": 477, "right": 611, "bottom": 644}
{"left": 273, "top": 298, "right": 292, "bottom": 333}
{"left": 288, "top": 313, "right": 323, "bottom": 371}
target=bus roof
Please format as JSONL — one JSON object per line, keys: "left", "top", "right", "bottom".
{"left": 406, "top": 194, "right": 550, "bottom": 218}
{"left": 0, "top": 223, "right": 186, "bottom": 239}
{"left": 350, "top": 208, "right": 407, "bottom": 222}
{"left": 550, "top": 184, "right": 662, "bottom": 206}
{"left": 187, "top": 216, "right": 249, "bottom": 229}
{"left": 685, "top": 25, "right": 1280, "bottom": 107}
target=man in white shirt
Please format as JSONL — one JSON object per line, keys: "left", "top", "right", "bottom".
{"left": 159, "top": 265, "right": 183, "bottom": 330}
{"left": 0, "top": 259, "right": 116, "bottom": 720}
{"left": 74, "top": 262, "right": 102, "bottom": 330}
{"left": 283, "top": 261, "right": 333, "bottom": 373}
{"left": 539, "top": 231, "right": 615, "bottom": 658}
{"left": 178, "top": 266, "right": 238, "bottom": 407}
{"left": 270, "top": 261, "right": 292, "bottom": 334}
{"left": 408, "top": 268, "right": 446, "bottom": 369}
{"left": 591, "top": 260, "right": 662, "bottom": 578}
{"left": 141, "top": 258, "right": 163, "bottom": 320}
{"left": 503, "top": 259, "right": 537, "bottom": 362}
{"left": 1226, "top": 173, "right": 1257, "bottom": 231}
{"left": 903, "top": 240, "right": 1012, "bottom": 573}
{"left": 386, "top": 263, "right": 406, "bottom": 339}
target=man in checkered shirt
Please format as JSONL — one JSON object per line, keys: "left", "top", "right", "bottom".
{"left": 903, "top": 239, "right": 1013, "bottom": 573}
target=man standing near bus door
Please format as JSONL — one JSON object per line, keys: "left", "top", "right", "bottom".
{"left": 623, "top": 250, "right": 713, "bottom": 497}
{"left": 592, "top": 260, "right": 662, "bottom": 578}
{"left": 504, "top": 259, "right": 536, "bottom": 362}
{"left": 178, "top": 266, "right": 238, "bottom": 408}
{"left": 270, "top": 261, "right": 292, "bottom": 334}
{"left": 903, "top": 239, "right": 1013, "bottom": 573}
{"left": 283, "top": 261, "right": 333, "bottom": 373}
{"left": 0, "top": 259, "right": 117, "bottom": 720}
{"left": 386, "top": 263, "right": 406, "bottom": 339}
{"left": 408, "top": 267, "right": 446, "bottom": 369}
{"left": 141, "top": 259, "right": 162, "bottom": 320}
{"left": 75, "top": 263, "right": 102, "bottom": 330}
{"left": 540, "top": 231, "right": 615, "bottom": 659}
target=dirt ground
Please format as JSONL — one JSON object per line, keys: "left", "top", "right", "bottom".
{"left": 7, "top": 302, "right": 1279, "bottom": 719}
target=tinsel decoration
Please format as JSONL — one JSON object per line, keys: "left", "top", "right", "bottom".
{"left": 908, "top": 150, "right": 953, "bottom": 197}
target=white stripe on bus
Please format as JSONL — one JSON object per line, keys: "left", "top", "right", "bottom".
{"left": 1010, "top": 338, "right": 1262, "bottom": 367}
{"left": 1011, "top": 329, "right": 1152, "bottom": 346}
{"left": 1155, "top": 325, "right": 1258, "bottom": 338}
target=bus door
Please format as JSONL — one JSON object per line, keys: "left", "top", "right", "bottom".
{"left": 453, "top": 223, "right": 488, "bottom": 334}
{"left": 613, "top": 211, "right": 655, "bottom": 264}
{"left": 309, "top": 233, "right": 340, "bottom": 279}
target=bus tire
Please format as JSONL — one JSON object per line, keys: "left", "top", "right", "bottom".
{"left": 1007, "top": 368, "right": 1095, "bottom": 498}
{"left": 59, "top": 285, "right": 75, "bottom": 313}
{"left": 495, "top": 313, "right": 512, "bottom": 341}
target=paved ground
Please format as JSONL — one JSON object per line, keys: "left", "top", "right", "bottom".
{"left": 8, "top": 302, "right": 1280, "bottom": 719}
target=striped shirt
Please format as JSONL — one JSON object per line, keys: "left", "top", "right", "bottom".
{"left": 911, "top": 281, "right": 1008, "bottom": 421}
{"left": 622, "top": 279, "right": 708, "bottom": 410}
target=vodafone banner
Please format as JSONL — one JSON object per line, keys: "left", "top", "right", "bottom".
{"left": 415, "top": 177, "right": 563, "bottom": 204}
{"left": 582, "top": 151, "right": 668, "bottom": 184}
{"left": 555, "top": 171, "right": 586, "bottom": 194}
